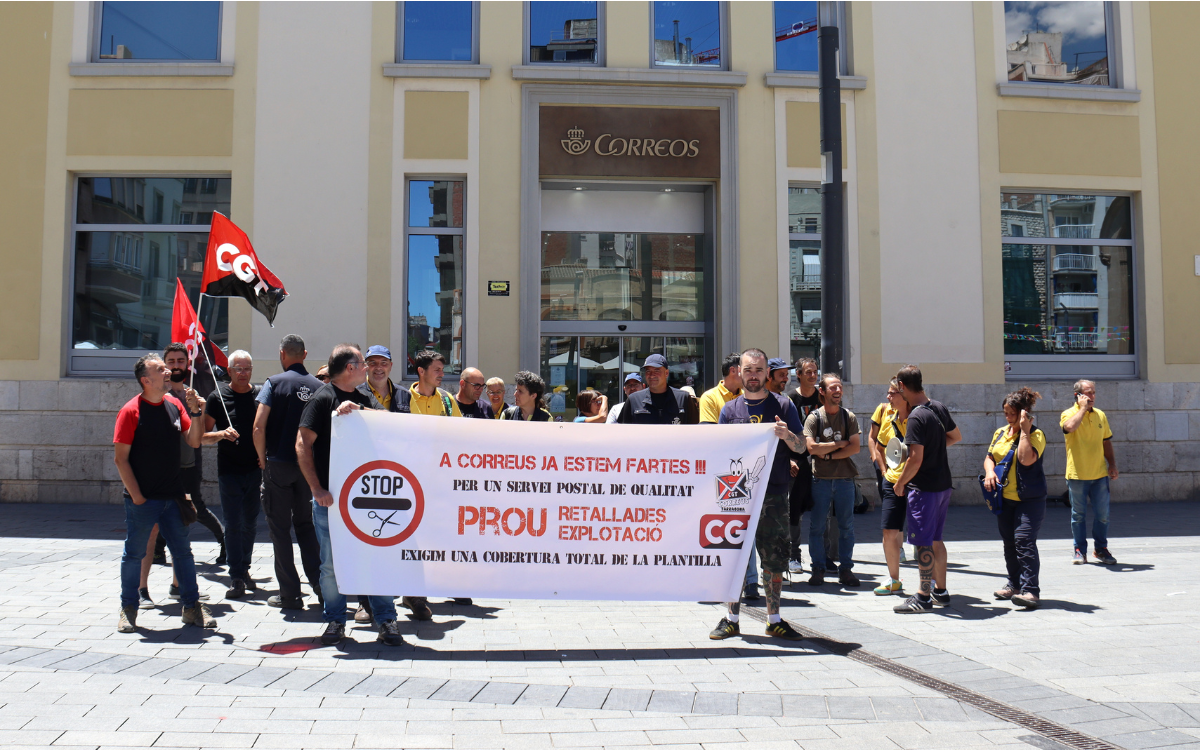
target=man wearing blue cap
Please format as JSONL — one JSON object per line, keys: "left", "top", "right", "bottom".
{"left": 615, "top": 354, "right": 699, "bottom": 425}
{"left": 606, "top": 373, "right": 645, "bottom": 423}
{"left": 358, "top": 345, "right": 402, "bottom": 412}
{"left": 766, "top": 357, "right": 791, "bottom": 395}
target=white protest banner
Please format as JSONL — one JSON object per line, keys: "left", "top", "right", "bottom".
{"left": 328, "top": 411, "right": 779, "bottom": 602}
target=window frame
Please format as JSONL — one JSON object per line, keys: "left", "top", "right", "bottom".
{"left": 772, "top": 1, "right": 847, "bottom": 75}
{"left": 649, "top": 0, "right": 729, "bottom": 72}
{"left": 403, "top": 175, "right": 468, "bottom": 380}
{"left": 523, "top": 1, "right": 606, "bottom": 67}
{"left": 1000, "top": 1, "right": 1120, "bottom": 92}
{"left": 67, "top": 173, "right": 231, "bottom": 377}
{"left": 999, "top": 188, "right": 1139, "bottom": 380}
{"left": 395, "top": 1, "right": 480, "bottom": 65}
{"left": 787, "top": 183, "right": 823, "bottom": 364}
{"left": 90, "top": 1, "right": 224, "bottom": 64}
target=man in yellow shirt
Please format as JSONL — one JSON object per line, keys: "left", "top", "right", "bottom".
{"left": 407, "top": 350, "right": 462, "bottom": 417}
{"left": 699, "top": 353, "right": 742, "bottom": 424}
{"left": 1060, "top": 379, "right": 1118, "bottom": 565}
{"left": 358, "top": 345, "right": 400, "bottom": 412}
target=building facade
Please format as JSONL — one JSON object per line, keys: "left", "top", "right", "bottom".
{"left": 2, "top": 1, "right": 1200, "bottom": 504}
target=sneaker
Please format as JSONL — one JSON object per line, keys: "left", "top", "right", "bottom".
{"left": 268, "top": 595, "right": 305, "bottom": 610}
{"left": 1093, "top": 549, "right": 1117, "bottom": 565}
{"left": 354, "top": 603, "right": 373, "bottom": 624}
{"left": 181, "top": 603, "right": 216, "bottom": 628}
{"left": 1073, "top": 548, "right": 1085, "bottom": 564}
{"left": 225, "top": 579, "right": 247, "bottom": 599}
{"left": 893, "top": 594, "right": 932, "bottom": 613}
{"left": 807, "top": 568, "right": 825, "bottom": 587}
{"left": 742, "top": 583, "right": 760, "bottom": 601}
{"left": 138, "top": 588, "right": 155, "bottom": 610}
{"left": 117, "top": 606, "right": 137, "bottom": 633}
{"left": 994, "top": 585, "right": 1017, "bottom": 600}
{"left": 320, "top": 621, "right": 345, "bottom": 645}
{"left": 787, "top": 558, "right": 804, "bottom": 575}
{"left": 377, "top": 619, "right": 406, "bottom": 647}
{"left": 900, "top": 547, "right": 908, "bottom": 564}
{"left": 708, "top": 617, "right": 739, "bottom": 640}
{"left": 1011, "top": 592, "right": 1040, "bottom": 609}
{"left": 931, "top": 588, "right": 951, "bottom": 606}
{"left": 401, "top": 596, "right": 433, "bottom": 621}
{"left": 168, "top": 585, "right": 209, "bottom": 601}
{"left": 453, "top": 598, "right": 473, "bottom": 606}
{"left": 215, "top": 543, "right": 227, "bottom": 566}
{"left": 838, "top": 569, "right": 860, "bottom": 587}
{"left": 765, "top": 620, "right": 804, "bottom": 640}
{"left": 874, "top": 579, "right": 903, "bottom": 596}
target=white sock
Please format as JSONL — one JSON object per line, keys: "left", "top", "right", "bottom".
{"left": 768, "top": 614, "right": 781, "bottom": 624}
{"left": 727, "top": 613, "right": 739, "bottom": 623}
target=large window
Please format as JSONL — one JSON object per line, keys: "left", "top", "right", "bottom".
{"left": 1003, "top": 2, "right": 1113, "bottom": 87}
{"left": 1001, "top": 193, "right": 1135, "bottom": 372}
{"left": 72, "top": 177, "right": 230, "bottom": 368}
{"left": 93, "top": 1, "right": 221, "bottom": 62}
{"left": 788, "top": 186, "right": 822, "bottom": 365}
{"left": 528, "top": 1, "right": 600, "bottom": 65}
{"left": 774, "top": 1, "right": 819, "bottom": 72}
{"left": 398, "top": 1, "right": 476, "bottom": 63}
{"left": 652, "top": 1, "right": 724, "bottom": 69}
{"left": 540, "top": 232, "right": 704, "bottom": 322}
{"left": 406, "top": 179, "right": 465, "bottom": 378}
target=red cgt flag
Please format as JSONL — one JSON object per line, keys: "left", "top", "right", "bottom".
{"left": 171, "top": 279, "right": 227, "bottom": 397}
{"left": 200, "top": 212, "right": 288, "bottom": 325}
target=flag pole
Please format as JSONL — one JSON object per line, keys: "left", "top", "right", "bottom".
{"left": 190, "top": 293, "right": 204, "bottom": 390}
{"left": 194, "top": 301, "right": 236, "bottom": 442}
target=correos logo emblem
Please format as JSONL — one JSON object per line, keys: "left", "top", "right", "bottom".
{"left": 561, "top": 126, "right": 591, "bottom": 155}
{"left": 339, "top": 460, "right": 425, "bottom": 547}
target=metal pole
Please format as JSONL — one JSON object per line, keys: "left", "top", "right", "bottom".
{"left": 818, "top": 16, "right": 844, "bottom": 377}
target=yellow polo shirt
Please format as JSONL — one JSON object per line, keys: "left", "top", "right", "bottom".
{"left": 699, "top": 381, "right": 740, "bottom": 423}
{"left": 368, "top": 380, "right": 393, "bottom": 411}
{"left": 1059, "top": 404, "right": 1112, "bottom": 480}
{"left": 408, "top": 383, "right": 462, "bottom": 417}
{"left": 988, "top": 426, "right": 1047, "bottom": 501}
{"left": 875, "top": 404, "right": 909, "bottom": 484}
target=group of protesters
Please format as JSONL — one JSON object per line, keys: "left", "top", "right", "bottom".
{"left": 112, "top": 337, "right": 1120, "bottom": 645}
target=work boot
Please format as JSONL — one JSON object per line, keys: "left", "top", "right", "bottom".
{"left": 117, "top": 606, "right": 137, "bottom": 633}
{"left": 182, "top": 603, "right": 216, "bottom": 628}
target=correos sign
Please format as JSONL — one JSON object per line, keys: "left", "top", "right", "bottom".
{"left": 561, "top": 127, "right": 701, "bottom": 158}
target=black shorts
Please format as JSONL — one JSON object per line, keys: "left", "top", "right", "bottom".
{"left": 880, "top": 478, "right": 907, "bottom": 531}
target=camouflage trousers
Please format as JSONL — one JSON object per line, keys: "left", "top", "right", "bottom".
{"left": 755, "top": 492, "right": 791, "bottom": 581}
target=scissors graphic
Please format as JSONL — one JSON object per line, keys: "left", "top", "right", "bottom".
{"left": 367, "top": 510, "right": 400, "bottom": 537}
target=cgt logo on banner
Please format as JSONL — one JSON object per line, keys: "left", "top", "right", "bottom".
{"left": 327, "top": 411, "right": 777, "bottom": 602}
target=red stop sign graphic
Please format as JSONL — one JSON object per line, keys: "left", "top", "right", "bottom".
{"left": 338, "top": 460, "right": 425, "bottom": 546}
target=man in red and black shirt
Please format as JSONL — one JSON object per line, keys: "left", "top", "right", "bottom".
{"left": 113, "top": 353, "right": 217, "bottom": 633}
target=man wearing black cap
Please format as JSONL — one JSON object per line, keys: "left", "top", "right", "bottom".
{"left": 615, "top": 354, "right": 699, "bottom": 424}
{"left": 606, "top": 373, "right": 645, "bottom": 423}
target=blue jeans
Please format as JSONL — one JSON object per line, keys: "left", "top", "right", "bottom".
{"left": 312, "top": 500, "right": 397, "bottom": 624}
{"left": 744, "top": 546, "right": 758, "bottom": 585}
{"left": 219, "top": 469, "right": 262, "bottom": 580}
{"left": 809, "top": 478, "right": 856, "bottom": 571}
{"left": 121, "top": 496, "right": 198, "bottom": 608}
{"left": 1068, "top": 477, "right": 1110, "bottom": 553}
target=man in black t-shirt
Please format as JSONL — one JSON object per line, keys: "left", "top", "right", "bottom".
{"left": 297, "top": 344, "right": 405, "bottom": 647}
{"left": 891, "top": 365, "right": 962, "bottom": 614}
{"left": 615, "top": 354, "right": 699, "bottom": 425}
{"left": 787, "top": 357, "right": 822, "bottom": 573}
{"left": 113, "top": 353, "right": 213, "bottom": 633}
{"left": 204, "top": 350, "right": 263, "bottom": 600}
{"left": 455, "top": 367, "right": 495, "bottom": 419}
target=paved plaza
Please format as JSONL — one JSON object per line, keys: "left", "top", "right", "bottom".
{"left": 1, "top": 499, "right": 1198, "bottom": 750}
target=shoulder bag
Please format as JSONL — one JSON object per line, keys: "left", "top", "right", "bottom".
{"left": 978, "top": 429, "right": 1016, "bottom": 515}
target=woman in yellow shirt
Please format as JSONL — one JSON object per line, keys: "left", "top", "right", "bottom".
{"left": 982, "top": 386, "right": 1047, "bottom": 609}
{"left": 872, "top": 379, "right": 910, "bottom": 595}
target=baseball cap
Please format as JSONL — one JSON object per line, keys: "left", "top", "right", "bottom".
{"left": 624, "top": 373, "right": 644, "bottom": 384}
{"left": 365, "top": 345, "right": 392, "bottom": 361}
{"left": 767, "top": 357, "right": 789, "bottom": 373}
{"left": 643, "top": 354, "right": 668, "bottom": 369}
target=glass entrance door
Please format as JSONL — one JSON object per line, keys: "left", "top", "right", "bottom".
{"left": 540, "top": 335, "right": 705, "bottom": 421}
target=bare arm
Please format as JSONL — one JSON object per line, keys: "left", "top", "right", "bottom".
{"left": 253, "top": 404, "right": 270, "bottom": 469}
{"left": 982, "top": 453, "right": 999, "bottom": 490}
{"left": 868, "top": 422, "right": 882, "bottom": 465}
{"left": 894, "top": 444, "right": 924, "bottom": 496}
{"left": 1016, "top": 413, "right": 1037, "bottom": 466}
{"left": 202, "top": 408, "right": 239, "bottom": 445}
{"left": 945, "top": 427, "right": 962, "bottom": 448}
{"left": 296, "top": 426, "right": 332, "bottom": 506}
{"left": 182, "top": 389, "right": 205, "bottom": 449}
{"left": 828, "top": 433, "right": 861, "bottom": 460}
{"left": 1103, "top": 439, "right": 1118, "bottom": 479}
{"left": 113, "top": 443, "right": 145, "bottom": 504}
{"left": 1062, "top": 395, "right": 1092, "bottom": 433}
{"left": 806, "top": 435, "right": 847, "bottom": 456}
